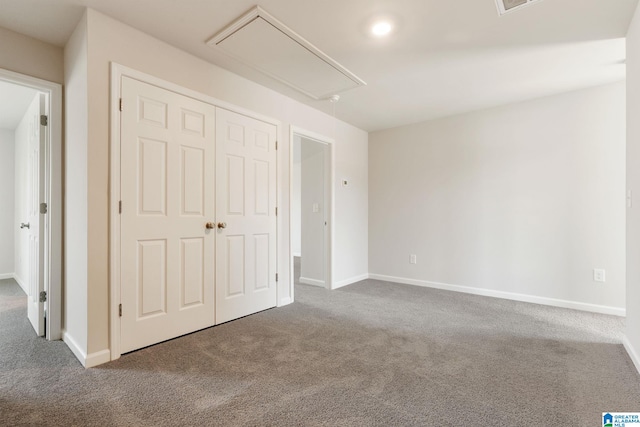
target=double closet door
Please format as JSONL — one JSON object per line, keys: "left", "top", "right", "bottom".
{"left": 119, "top": 77, "right": 277, "bottom": 354}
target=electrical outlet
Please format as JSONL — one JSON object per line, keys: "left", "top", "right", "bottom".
{"left": 593, "top": 269, "right": 606, "bottom": 283}
{"left": 410, "top": 254, "right": 417, "bottom": 264}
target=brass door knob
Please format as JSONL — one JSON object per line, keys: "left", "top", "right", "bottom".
{"left": 217, "top": 222, "right": 227, "bottom": 229}
{"left": 205, "top": 222, "right": 215, "bottom": 229}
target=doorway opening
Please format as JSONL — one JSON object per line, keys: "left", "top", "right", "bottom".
{"left": 0, "top": 69, "right": 62, "bottom": 341}
{"left": 290, "top": 127, "right": 334, "bottom": 296}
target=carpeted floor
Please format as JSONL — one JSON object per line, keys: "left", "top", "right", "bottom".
{"left": 1, "top": 276, "right": 639, "bottom": 426}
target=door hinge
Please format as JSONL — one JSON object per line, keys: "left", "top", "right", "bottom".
{"left": 276, "top": 273, "right": 279, "bottom": 282}
{"left": 40, "top": 115, "right": 48, "bottom": 126}
{"left": 119, "top": 201, "right": 122, "bottom": 214}
{"left": 275, "top": 140, "right": 278, "bottom": 150}
{"left": 119, "top": 304, "right": 122, "bottom": 317}
{"left": 119, "top": 98, "right": 123, "bottom": 112}
{"left": 275, "top": 207, "right": 278, "bottom": 216}
{"left": 39, "top": 291, "right": 47, "bottom": 303}
{"left": 40, "top": 202, "right": 48, "bottom": 214}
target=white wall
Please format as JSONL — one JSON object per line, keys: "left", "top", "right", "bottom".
{"left": 370, "top": 82, "right": 626, "bottom": 314}
{"left": 333, "top": 124, "right": 369, "bottom": 288}
{"left": 62, "top": 9, "right": 368, "bottom": 360}
{"left": 63, "top": 12, "right": 89, "bottom": 358}
{"left": 0, "top": 26, "right": 64, "bottom": 84}
{"left": 626, "top": 2, "right": 640, "bottom": 373}
{"left": 0, "top": 129, "right": 15, "bottom": 277}
{"left": 300, "top": 138, "right": 327, "bottom": 284}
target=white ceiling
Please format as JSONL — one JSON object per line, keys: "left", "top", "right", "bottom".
{"left": 0, "top": 80, "right": 37, "bottom": 130}
{"left": 0, "top": 0, "right": 637, "bottom": 131}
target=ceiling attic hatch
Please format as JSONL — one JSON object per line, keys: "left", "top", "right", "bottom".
{"left": 495, "top": 0, "right": 543, "bottom": 15}
{"left": 206, "top": 6, "right": 366, "bottom": 100}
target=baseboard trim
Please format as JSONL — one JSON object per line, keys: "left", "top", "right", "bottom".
{"left": 0, "top": 272, "right": 14, "bottom": 280}
{"left": 63, "top": 331, "right": 88, "bottom": 367}
{"left": 13, "top": 274, "right": 26, "bottom": 294}
{"left": 334, "top": 273, "right": 369, "bottom": 290}
{"left": 623, "top": 336, "right": 640, "bottom": 375}
{"left": 368, "top": 274, "right": 626, "bottom": 317}
{"left": 299, "top": 277, "right": 325, "bottom": 287}
{"left": 63, "top": 332, "right": 111, "bottom": 368}
{"left": 85, "top": 349, "right": 112, "bottom": 368}
{"left": 292, "top": 252, "right": 301, "bottom": 257}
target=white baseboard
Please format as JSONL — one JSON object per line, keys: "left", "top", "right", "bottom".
{"left": 623, "top": 336, "right": 640, "bottom": 375}
{"left": 334, "top": 273, "right": 369, "bottom": 289}
{"left": 0, "top": 272, "right": 14, "bottom": 280}
{"left": 299, "top": 277, "right": 325, "bottom": 287}
{"left": 63, "top": 331, "right": 88, "bottom": 367}
{"left": 292, "top": 252, "right": 301, "bottom": 258}
{"left": 63, "top": 331, "right": 111, "bottom": 368}
{"left": 368, "top": 274, "right": 626, "bottom": 317}
{"left": 85, "top": 349, "right": 111, "bottom": 368}
{"left": 13, "top": 273, "right": 27, "bottom": 294}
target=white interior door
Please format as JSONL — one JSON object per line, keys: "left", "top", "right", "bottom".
{"left": 120, "top": 77, "right": 216, "bottom": 353}
{"left": 27, "top": 94, "right": 46, "bottom": 336}
{"left": 216, "top": 108, "right": 277, "bottom": 324}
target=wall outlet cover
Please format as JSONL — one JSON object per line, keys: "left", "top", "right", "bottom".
{"left": 593, "top": 269, "right": 606, "bottom": 282}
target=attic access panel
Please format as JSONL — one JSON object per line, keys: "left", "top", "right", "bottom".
{"left": 496, "top": 0, "right": 543, "bottom": 15}
{"left": 207, "top": 6, "right": 366, "bottom": 100}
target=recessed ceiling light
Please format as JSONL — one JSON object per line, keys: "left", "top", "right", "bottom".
{"left": 371, "top": 21, "right": 392, "bottom": 37}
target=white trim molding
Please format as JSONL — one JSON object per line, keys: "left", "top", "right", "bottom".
{"left": 85, "top": 350, "right": 112, "bottom": 368}
{"left": 63, "top": 332, "right": 111, "bottom": 368}
{"left": 334, "top": 274, "right": 369, "bottom": 290}
{"left": 13, "top": 273, "right": 26, "bottom": 294}
{"left": 368, "top": 274, "right": 626, "bottom": 317}
{"left": 62, "top": 332, "right": 87, "bottom": 367}
{"left": 0, "top": 273, "right": 14, "bottom": 280}
{"left": 299, "top": 277, "right": 326, "bottom": 287}
{"left": 623, "top": 336, "right": 640, "bottom": 375}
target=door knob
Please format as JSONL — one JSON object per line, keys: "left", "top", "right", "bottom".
{"left": 20, "top": 223, "right": 30, "bottom": 229}
{"left": 205, "top": 222, "right": 215, "bottom": 229}
{"left": 217, "top": 222, "right": 227, "bottom": 229}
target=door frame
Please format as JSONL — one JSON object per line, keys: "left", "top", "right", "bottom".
{"left": 0, "top": 68, "right": 63, "bottom": 341}
{"left": 109, "top": 63, "right": 282, "bottom": 360}
{"left": 289, "top": 126, "right": 335, "bottom": 299}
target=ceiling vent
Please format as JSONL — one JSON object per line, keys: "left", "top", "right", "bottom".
{"left": 207, "top": 6, "right": 366, "bottom": 100}
{"left": 495, "top": 0, "right": 543, "bottom": 15}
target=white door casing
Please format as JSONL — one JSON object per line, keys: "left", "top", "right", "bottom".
{"left": 26, "top": 94, "right": 46, "bottom": 336}
{"left": 120, "top": 77, "right": 216, "bottom": 353}
{"left": 215, "top": 108, "right": 278, "bottom": 324}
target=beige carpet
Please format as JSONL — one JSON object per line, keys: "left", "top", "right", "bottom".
{"left": 1, "top": 277, "right": 639, "bottom": 426}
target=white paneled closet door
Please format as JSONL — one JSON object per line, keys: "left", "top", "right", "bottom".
{"left": 215, "top": 108, "right": 277, "bottom": 324}
{"left": 120, "top": 77, "right": 216, "bottom": 353}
